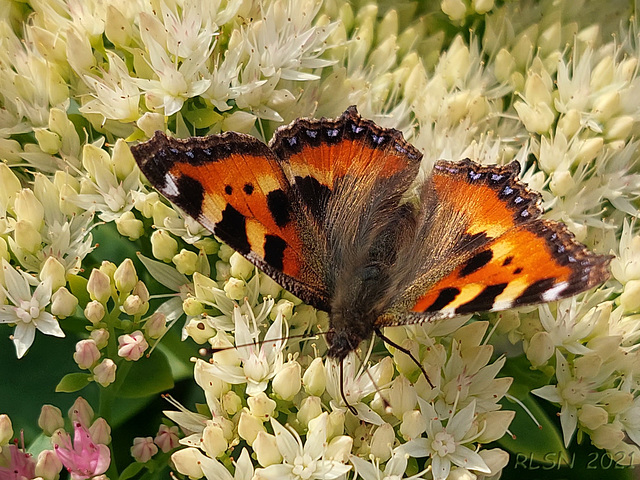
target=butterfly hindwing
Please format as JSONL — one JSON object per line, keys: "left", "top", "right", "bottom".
{"left": 377, "top": 159, "right": 611, "bottom": 327}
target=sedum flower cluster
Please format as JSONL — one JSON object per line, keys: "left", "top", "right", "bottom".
{"left": 0, "top": 0, "right": 639, "bottom": 479}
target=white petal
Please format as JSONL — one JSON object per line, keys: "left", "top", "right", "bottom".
{"left": 354, "top": 402, "right": 384, "bottom": 426}
{"left": 199, "top": 452, "right": 234, "bottom": 480}
{"left": 33, "top": 280, "right": 52, "bottom": 307}
{"left": 400, "top": 438, "right": 430, "bottom": 458}
{"left": 2, "top": 259, "right": 30, "bottom": 303}
{"left": 34, "top": 313, "right": 64, "bottom": 337}
{"left": 270, "top": 417, "right": 300, "bottom": 463}
{"left": 447, "top": 401, "right": 476, "bottom": 439}
{"left": 431, "top": 455, "right": 451, "bottom": 480}
{"left": 305, "top": 413, "right": 328, "bottom": 459}
{"left": 255, "top": 464, "right": 292, "bottom": 480}
{"left": 448, "top": 445, "right": 491, "bottom": 473}
{"left": 349, "top": 455, "right": 378, "bottom": 480}
{"left": 531, "top": 385, "right": 562, "bottom": 403}
{"left": 137, "top": 253, "right": 189, "bottom": 291}
{"left": 234, "top": 448, "right": 254, "bottom": 480}
{"left": 13, "top": 322, "right": 35, "bottom": 358}
{"left": 559, "top": 404, "right": 578, "bottom": 447}
{"left": 0, "top": 305, "right": 19, "bottom": 324}
{"left": 313, "top": 461, "right": 352, "bottom": 480}
{"left": 262, "top": 311, "right": 285, "bottom": 359}
{"left": 385, "top": 451, "right": 408, "bottom": 476}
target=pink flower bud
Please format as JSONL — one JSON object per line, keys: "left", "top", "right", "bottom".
{"left": 87, "top": 269, "right": 112, "bottom": 304}
{"left": 90, "top": 329, "right": 110, "bottom": 349}
{"left": 89, "top": 418, "right": 112, "bottom": 445}
{"left": 131, "top": 437, "right": 157, "bottom": 463}
{"left": 73, "top": 339, "right": 100, "bottom": 370}
{"left": 154, "top": 424, "right": 179, "bottom": 453}
{"left": 114, "top": 258, "right": 137, "bottom": 294}
{"left": 0, "top": 414, "right": 13, "bottom": 445}
{"left": 84, "top": 300, "right": 105, "bottom": 324}
{"left": 144, "top": 312, "right": 167, "bottom": 339}
{"left": 93, "top": 359, "right": 117, "bottom": 387}
{"left": 117, "top": 330, "right": 148, "bottom": 361}
{"left": 68, "top": 397, "right": 94, "bottom": 428}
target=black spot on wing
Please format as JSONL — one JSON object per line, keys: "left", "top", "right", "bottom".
{"left": 266, "top": 189, "right": 291, "bottom": 228}
{"left": 215, "top": 204, "right": 250, "bottom": 254}
{"left": 456, "top": 283, "right": 508, "bottom": 314}
{"left": 264, "top": 235, "right": 287, "bottom": 270}
{"left": 225, "top": 185, "right": 233, "bottom": 195}
{"left": 243, "top": 183, "right": 254, "bottom": 195}
{"left": 459, "top": 250, "right": 493, "bottom": 277}
{"left": 502, "top": 256, "right": 513, "bottom": 266}
{"left": 514, "top": 277, "right": 556, "bottom": 305}
{"left": 424, "top": 287, "right": 460, "bottom": 312}
{"left": 294, "top": 175, "right": 331, "bottom": 221}
{"left": 174, "top": 175, "right": 204, "bottom": 219}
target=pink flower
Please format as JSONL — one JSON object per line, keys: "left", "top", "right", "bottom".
{"left": 54, "top": 422, "right": 110, "bottom": 480}
{"left": 0, "top": 444, "right": 36, "bottom": 480}
{"left": 117, "top": 330, "right": 148, "bottom": 361}
{"left": 154, "top": 424, "right": 180, "bottom": 453}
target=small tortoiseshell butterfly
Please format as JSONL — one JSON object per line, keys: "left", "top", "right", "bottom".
{"left": 131, "top": 106, "right": 611, "bottom": 363}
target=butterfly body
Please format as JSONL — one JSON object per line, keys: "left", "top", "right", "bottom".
{"left": 131, "top": 107, "right": 611, "bottom": 362}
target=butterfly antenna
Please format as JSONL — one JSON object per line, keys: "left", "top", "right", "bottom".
{"left": 374, "top": 327, "right": 435, "bottom": 389}
{"left": 339, "top": 358, "right": 358, "bottom": 415}
{"left": 354, "top": 341, "right": 392, "bottom": 414}
{"left": 202, "top": 331, "right": 329, "bottom": 356}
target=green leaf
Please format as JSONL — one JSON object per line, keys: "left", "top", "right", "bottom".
{"left": 56, "top": 372, "right": 91, "bottom": 392}
{"left": 118, "top": 461, "right": 145, "bottom": 480}
{"left": 118, "top": 350, "right": 174, "bottom": 398}
{"left": 68, "top": 274, "right": 90, "bottom": 307}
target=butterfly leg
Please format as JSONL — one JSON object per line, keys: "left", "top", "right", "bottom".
{"left": 339, "top": 359, "right": 358, "bottom": 415}
{"left": 374, "top": 327, "right": 435, "bottom": 389}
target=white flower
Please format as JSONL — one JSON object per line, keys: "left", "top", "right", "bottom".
{"left": 204, "top": 304, "right": 286, "bottom": 395}
{"left": 254, "top": 413, "right": 352, "bottom": 480}
{"left": 350, "top": 449, "right": 430, "bottom": 480}
{"left": 402, "top": 400, "right": 490, "bottom": 480}
{"left": 0, "top": 259, "right": 63, "bottom": 358}
{"left": 325, "top": 354, "right": 393, "bottom": 425}
{"left": 173, "top": 446, "right": 254, "bottom": 480}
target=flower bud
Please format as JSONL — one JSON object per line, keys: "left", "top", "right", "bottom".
{"left": 201, "top": 422, "right": 227, "bottom": 458}
{"left": 73, "top": 339, "right": 100, "bottom": 369}
{"left": 89, "top": 417, "right": 111, "bottom": 445}
{"left": 137, "top": 113, "right": 166, "bottom": 138}
{"left": 441, "top": 0, "right": 466, "bottom": 21}
{"left": 184, "top": 317, "right": 216, "bottom": 344}
{"left": 38, "top": 405, "right": 64, "bottom": 436}
{"left": 579, "top": 404, "right": 608, "bottom": 430}
{"left": 154, "top": 424, "right": 180, "bottom": 453}
{"left": 248, "top": 392, "right": 277, "bottom": 420}
{"left": 87, "top": 269, "right": 112, "bottom": 304}
{"left": 14, "top": 189, "right": 44, "bottom": 228}
{"left": 388, "top": 375, "right": 417, "bottom": 419}
{"left": 558, "top": 109, "right": 581, "bottom": 137}
{"left": 69, "top": 397, "right": 94, "bottom": 427}
{"left": 237, "top": 410, "right": 265, "bottom": 445}
{"left": 221, "top": 391, "right": 243, "bottom": 415}
{"left": 576, "top": 137, "right": 603, "bottom": 164}
{"left": 270, "top": 299, "right": 294, "bottom": 321}
{"left": 224, "top": 277, "right": 246, "bottom": 300}
{"left": 297, "top": 396, "right": 323, "bottom": 427}
{"left": 591, "top": 423, "right": 624, "bottom": 450}
{"left": 253, "top": 431, "right": 281, "bottom": 467}
{"left": 526, "top": 331, "right": 555, "bottom": 367}
{"left": 621, "top": 280, "right": 640, "bottom": 312}
{"left": 116, "top": 211, "right": 144, "bottom": 241}
{"left": 472, "top": 0, "right": 494, "bottom": 14}
{"left": 84, "top": 300, "right": 106, "bottom": 324}
{"left": 91, "top": 328, "right": 110, "bottom": 349}
{"left": 151, "top": 230, "right": 178, "bottom": 262}
{"left": 0, "top": 164, "right": 21, "bottom": 208}
{"left": 477, "top": 410, "right": 515, "bottom": 443}
{"left": 40, "top": 257, "right": 66, "bottom": 292}
{"left": 144, "top": 312, "right": 167, "bottom": 339}
{"left": 51, "top": 287, "right": 78, "bottom": 318}
{"left": 114, "top": 259, "right": 138, "bottom": 294}
{"left": 173, "top": 249, "right": 198, "bottom": 275}
{"left": 14, "top": 220, "right": 42, "bottom": 253}
{"left": 303, "top": 357, "right": 326, "bottom": 396}
{"left": 479, "top": 448, "right": 509, "bottom": 475}
{"left": 229, "top": 252, "right": 253, "bottom": 279}
{"left": 183, "top": 297, "right": 204, "bottom": 316}
{"left": 118, "top": 330, "right": 148, "bottom": 361}
{"left": 400, "top": 410, "right": 426, "bottom": 440}
{"left": 194, "top": 358, "right": 232, "bottom": 398}
{"left": 258, "top": 272, "right": 281, "bottom": 298}
{"left": 35, "top": 449, "right": 63, "bottom": 480}
{"left": 514, "top": 101, "right": 555, "bottom": 134}
{"left": 93, "top": 358, "right": 117, "bottom": 387}
{"left": 326, "top": 435, "right": 353, "bottom": 463}
{"left": 370, "top": 423, "right": 394, "bottom": 461}
{"left": 121, "top": 294, "right": 148, "bottom": 316}
{"left": 327, "top": 410, "right": 345, "bottom": 439}
{"left": 272, "top": 361, "right": 302, "bottom": 401}
{"left": 215, "top": 260, "right": 231, "bottom": 281}
{"left": 131, "top": 436, "right": 157, "bottom": 463}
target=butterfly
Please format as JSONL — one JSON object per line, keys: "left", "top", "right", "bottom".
{"left": 131, "top": 106, "right": 611, "bottom": 369}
